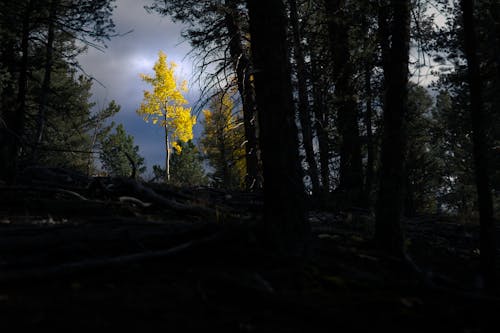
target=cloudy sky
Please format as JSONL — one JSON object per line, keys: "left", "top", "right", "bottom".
{"left": 77, "top": 0, "right": 198, "bottom": 174}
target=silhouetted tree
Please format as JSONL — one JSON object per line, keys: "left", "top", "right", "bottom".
{"left": 460, "top": 0, "right": 496, "bottom": 290}
{"left": 324, "top": 0, "right": 364, "bottom": 207}
{"left": 374, "top": 0, "right": 411, "bottom": 255}
{"left": 247, "top": 0, "right": 309, "bottom": 255}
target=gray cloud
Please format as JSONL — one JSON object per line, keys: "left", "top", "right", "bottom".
{"left": 77, "top": 0, "right": 198, "bottom": 172}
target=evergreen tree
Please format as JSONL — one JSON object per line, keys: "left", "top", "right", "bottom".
{"left": 247, "top": 0, "right": 309, "bottom": 255}
{"left": 99, "top": 124, "right": 146, "bottom": 178}
{"left": 164, "top": 140, "right": 208, "bottom": 187}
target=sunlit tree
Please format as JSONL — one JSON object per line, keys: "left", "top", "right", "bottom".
{"left": 201, "top": 91, "right": 246, "bottom": 189}
{"left": 137, "top": 50, "right": 196, "bottom": 182}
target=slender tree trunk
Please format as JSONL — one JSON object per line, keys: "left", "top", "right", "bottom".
{"left": 224, "top": 0, "right": 261, "bottom": 190}
{"left": 364, "top": 65, "right": 375, "bottom": 205}
{"left": 460, "top": 0, "right": 496, "bottom": 290}
{"left": 361, "top": 9, "right": 375, "bottom": 207}
{"left": 34, "top": 0, "right": 57, "bottom": 162}
{"left": 375, "top": 0, "right": 410, "bottom": 256}
{"left": 288, "top": 0, "right": 320, "bottom": 196}
{"left": 311, "top": 53, "right": 331, "bottom": 197}
{"left": 164, "top": 116, "right": 170, "bottom": 182}
{"left": 324, "top": 0, "right": 364, "bottom": 207}
{"left": 247, "top": 0, "right": 309, "bottom": 255}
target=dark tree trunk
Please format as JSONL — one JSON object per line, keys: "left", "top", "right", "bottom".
{"left": 247, "top": 0, "right": 309, "bottom": 255}
{"left": 0, "top": 38, "right": 17, "bottom": 183}
{"left": 311, "top": 54, "right": 331, "bottom": 197}
{"left": 374, "top": 0, "right": 410, "bottom": 256}
{"left": 224, "top": 0, "right": 261, "bottom": 190}
{"left": 288, "top": 0, "right": 320, "bottom": 197}
{"left": 324, "top": 0, "right": 364, "bottom": 207}
{"left": 364, "top": 65, "right": 375, "bottom": 206}
{"left": 34, "top": 0, "right": 57, "bottom": 162}
{"left": 460, "top": 0, "right": 496, "bottom": 290}
{"left": 1, "top": 0, "right": 33, "bottom": 183}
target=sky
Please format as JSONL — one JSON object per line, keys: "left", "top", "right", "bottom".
{"left": 77, "top": 0, "right": 198, "bottom": 175}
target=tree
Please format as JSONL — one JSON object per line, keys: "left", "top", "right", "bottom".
{"left": 324, "top": 0, "right": 364, "bottom": 207}
{"left": 460, "top": 0, "right": 496, "bottom": 290}
{"left": 404, "top": 84, "right": 440, "bottom": 216}
{"left": 201, "top": 91, "right": 246, "bottom": 189}
{"left": 136, "top": 50, "right": 196, "bottom": 183}
{"left": 0, "top": 0, "right": 116, "bottom": 182}
{"left": 288, "top": 0, "right": 320, "bottom": 197}
{"left": 99, "top": 124, "right": 146, "bottom": 178}
{"left": 247, "top": 0, "right": 309, "bottom": 255}
{"left": 146, "top": 0, "right": 262, "bottom": 190}
{"left": 374, "top": 0, "right": 411, "bottom": 256}
{"left": 27, "top": 64, "right": 100, "bottom": 174}
{"left": 165, "top": 140, "right": 208, "bottom": 187}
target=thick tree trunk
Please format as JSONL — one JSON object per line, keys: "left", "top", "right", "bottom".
{"left": 374, "top": 0, "right": 410, "bottom": 256}
{"left": 247, "top": 0, "right": 309, "bottom": 255}
{"left": 224, "top": 0, "right": 261, "bottom": 190}
{"left": 324, "top": 0, "right": 364, "bottom": 207}
{"left": 460, "top": 0, "right": 496, "bottom": 290}
{"left": 34, "top": 0, "right": 57, "bottom": 162}
{"left": 0, "top": 38, "right": 17, "bottom": 183}
{"left": 288, "top": 0, "right": 320, "bottom": 196}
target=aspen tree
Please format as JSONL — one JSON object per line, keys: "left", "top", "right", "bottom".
{"left": 137, "top": 51, "right": 196, "bottom": 182}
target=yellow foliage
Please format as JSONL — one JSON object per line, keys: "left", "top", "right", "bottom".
{"left": 201, "top": 91, "right": 246, "bottom": 189}
{"left": 136, "top": 51, "right": 196, "bottom": 151}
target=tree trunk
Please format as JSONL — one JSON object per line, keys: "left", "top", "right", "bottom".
{"left": 361, "top": 10, "right": 375, "bottom": 207}
{"left": 460, "top": 0, "right": 496, "bottom": 290}
{"left": 224, "top": 0, "right": 261, "bottom": 190}
{"left": 364, "top": 65, "right": 375, "bottom": 206}
{"left": 247, "top": 0, "right": 309, "bottom": 255}
{"left": 164, "top": 116, "right": 170, "bottom": 182}
{"left": 311, "top": 53, "right": 331, "bottom": 197}
{"left": 3, "top": 0, "right": 33, "bottom": 183}
{"left": 288, "top": 0, "right": 320, "bottom": 197}
{"left": 324, "top": 0, "right": 364, "bottom": 207}
{"left": 0, "top": 37, "right": 17, "bottom": 183}
{"left": 374, "top": 0, "right": 410, "bottom": 256}
{"left": 34, "top": 0, "right": 57, "bottom": 162}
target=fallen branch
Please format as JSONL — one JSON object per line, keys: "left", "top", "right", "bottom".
{"left": 0, "top": 229, "right": 226, "bottom": 283}
{"left": 0, "top": 185, "right": 89, "bottom": 201}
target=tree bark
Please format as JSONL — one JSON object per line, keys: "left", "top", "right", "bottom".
{"left": 310, "top": 53, "right": 331, "bottom": 197}
{"left": 34, "top": 0, "right": 57, "bottom": 162}
{"left": 460, "top": 0, "right": 496, "bottom": 290}
{"left": 374, "top": 0, "right": 410, "bottom": 256}
{"left": 224, "top": 0, "right": 261, "bottom": 190}
{"left": 247, "top": 0, "right": 309, "bottom": 255}
{"left": 164, "top": 115, "right": 170, "bottom": 183}
{"left": 364, "top": 64, "right": 375, "bottom": 206}
{"left": 4, "top": 0, "right": 33, "bottom": 183}
{"left": 324, "top": 0, "right": 364, "bottom": 207}
{"left": 288, "top": 0, "right": 320, "bottom": 196}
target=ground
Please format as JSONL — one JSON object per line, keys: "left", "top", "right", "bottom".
{"left": 0, "top": 172, "right": 499, "bottom": 332}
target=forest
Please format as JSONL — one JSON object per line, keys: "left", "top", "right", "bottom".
{"left": 0, "top": 0, "right": 499, "bottom": 331}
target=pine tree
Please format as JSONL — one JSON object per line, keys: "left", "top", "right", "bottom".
{"left": 99, "top": 124, "right": 146, "bottom": 178}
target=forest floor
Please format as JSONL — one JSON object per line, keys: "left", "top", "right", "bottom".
{"left": 0, "top": 169, "right": 499, "bottom": 332}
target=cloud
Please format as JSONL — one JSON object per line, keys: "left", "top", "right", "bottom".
{"left": 77, "top": 0, "right": 197, "bottom": 171}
